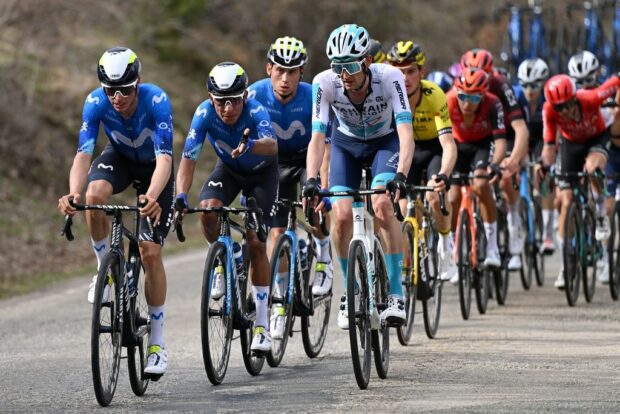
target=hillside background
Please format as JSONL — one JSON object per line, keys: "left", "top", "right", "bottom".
{"left": 0, "top": 0, "right": 568, "bottom": 295}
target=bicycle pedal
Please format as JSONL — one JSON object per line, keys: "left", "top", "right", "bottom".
{"left": 144, "top": 372, "right": 163, "bottom": 382}
{"left": 251, "top": 350, "right": 268, "bottom": 358}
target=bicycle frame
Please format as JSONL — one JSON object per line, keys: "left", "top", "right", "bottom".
{"left": 454, "top": 183, "right": 480, "bottom": 268}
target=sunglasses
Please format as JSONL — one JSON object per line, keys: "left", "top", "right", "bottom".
{"left": 330, "top": 59, "right": 365, "bottom": 76}
{"left": 211, "top": 94, "right": 244, "bottom": 107}
{"left": 103, "top": 80, "right": 138, "bottom": 98}
{"left": 520, "top": 81, "right": 542, "bottom": 91}
{"left": 456, "top": 91, "right": 482, "bottom": 104}
{"left": 553, "top": 100, "right": 574, "bottom": 112}
{"left": 575, "top": 75, "right": 597, "bottom": 87}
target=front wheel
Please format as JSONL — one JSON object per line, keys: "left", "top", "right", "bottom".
{"left": 494, "top": 211, "right": 510, "bottom": 305}
{"left": 520, "top": 199, "right": 533, "bottom": 290}
{"left": 457, "top": 210, "right": 472, "bottom": 320}
{"left": 301, "top": 241, "right": 331, "bottom": 358}
{"left": 397, "top": 221, "right": 416, "bottom": 345}
{"left": 581, "top": 207, "right": 597, "bottom": 303}
{"left": 609, "top": 203, "right": 620, "bottom": 300}
{"left": 422, "top": 221, "right": 441, "bottom": 338}
{"left": 474, "top": 216, "right": 489, "bottom": 315}
{"left": 564, "top": 203, "right": 582, "bottom": 307}
{"left": 533, "top": 199, "right": 545, "bottom": 286}
{"left": 127, "top": 257, "right": 150, "bottom": 396}
{"left": 372, "top": 240, "right": 389, "bottom": 379}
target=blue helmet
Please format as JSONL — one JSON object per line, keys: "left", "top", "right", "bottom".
{"left": 426, "top": 71, "right": 454, "bottom": 93}
{"left": 326, "top": 24, "right": 370, "bottom": 62}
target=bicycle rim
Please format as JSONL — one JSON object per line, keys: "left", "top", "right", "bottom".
{"left": 564, "top": 204, "right": 581, "bottom": 306}
{"left": 457, "top": 211, "right": 472, "bottom": 320}
{"left": 91, "top": 252, "right": 123, "bottom": 407}
{"left": 474, "top": 216, "right": 489, "bottom": 315}
{"left": 301, "top": 243, "right": 331, "bottom": 358}
{"left": 533, "top": 199, "right": 545, "bottom": 286}
{"left": 201, "top": 242, "right": 233, "bottom": 385}
{"left": 582, "top": 207, "right": 597, "bottom": 303}
{"left": 609, "top": 205, "right": 620, "bottom": 300}
{"left": 495, "top": 214, "right": 510, "bottom": 305}
{"left": 422, "top": 223, "right": 441, "bottom": 338}
{"left": 372, "top": 241, "right": 389, "bottom": 379}
{"left": 397, "top": 222, "right": 416, "bottom": 345}
{"left": 127, "top": 257, "right": 150, "bottom": 396}
{"left": 347, "top": 240, "right": 371, "bottom": 389}
{"left": 520, "top": 199, "right": 532, "bottom": 290}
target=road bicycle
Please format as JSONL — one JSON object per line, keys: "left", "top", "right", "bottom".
{"left": 394, "top": 184, "right": 448, "bottom": 343}
{"left": 518, "top": 162, "right": 545, "bottom": 288}
{"left": 608, "top": 176, "right": 620, "bottom": 300}
{"left": 61, "top": 185, "right": 151, "bottom": 407}
{"left": 267, "top": 198, "right": 332, "bottom": 366}
{"left": 173, "top": 196, "right": 267, "bottom": 384}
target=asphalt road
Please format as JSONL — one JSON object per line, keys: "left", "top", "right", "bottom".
{"left": 1, "top": 249, "right": 620, "bottom": 413}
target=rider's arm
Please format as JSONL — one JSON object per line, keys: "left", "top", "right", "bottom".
{"left": 541, "top": 102, "right": 557, "bottom": 165}
{"left": 491, "top": 98, "right": 507, "bottom": 163}
{"left": 145, "top": 154, "right": 172, "bottom": 200}
{"left": 307, "top": 72, "right": 333, "bottom": 179}
{"left": 244, "top": 100, "right": 278, "bottom": 156}
{"left": 177, "top": 100, "right": 211, "bottom": 194}
{"left": 434, "top": 88, "right": 456, "bottom": 175}
{"left": 508, "top": 118, "right": 530, "bottom": 163}
{"left": 176, "top": 157, "right": 197, "bottom": 195}
{"left": 437, "top": 133, "right": 457, "bottom": 175}
{"left": 306, "top": 132, "right": 326, "bottom": 179}
{"left": 386, "top": 66, "right": 414, "bottom": 175}
{"left": 147, "top": 88, "right": 174, "bottom": 199}
{"left": 320, "top": 142, "right": 331, "bottom": 189}
{"left": 68, "top": 152, "right": 93, "bottom": 195}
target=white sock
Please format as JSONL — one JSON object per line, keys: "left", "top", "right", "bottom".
{"left": 276, "top": 272, "right": 288, "bottom": 298}
{"left": 592, "top": 191, "right": 606, "bottom": 217}
{"left": 92, "top": 238, "right": 110, "bottom": 270}
{"left": 542, "top": 209, "right": 553, "bottom": 239}
{"left": 507, "top": 201, "right": 521, "bottom": 227}
{"left": 252, "top": 285, "right": 270, "bottom": 330}
{"left": 440, "top": 232, "right": 454, "bottom": 250}
{"left": 558, "top": 238, "right": 564, "bottom": 270}
{"left": 148, "top": 305, "right": 165, "bottom": 347}
{"left": 484, "top": 221, "right": 498, "bottom": 252}
{"left": 313, "top": 235, "right": 331, "bottom": 263}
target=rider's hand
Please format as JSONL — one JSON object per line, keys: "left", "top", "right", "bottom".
{"left": 488, "top": 163, "right": 502, "bottom": 184}
{"left": 430, "top": 173, "right": 450, "bottom": 192}
{"left": 302, "top": 177, "right": 323, "bottom": 212}
{"left": 231, "top": 128, "right": 253, "bottom": 159}
{"left": 386, "top": 172, "right": 407, "bottom": 201}
{"left": 175, "top": 192, "right": 189, "bottom": 211}
{"left": 139, "top": 194, "right": 162, "bottom": 225}
{"left": 500, "top": 156, "right": 519, "bottom": 177}
{"left": 58, "top": 193, "right": 80, "bottom": 216}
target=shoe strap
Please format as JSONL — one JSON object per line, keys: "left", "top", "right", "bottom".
{"left": 315, "top": 262, "right": 328, "bottom": 272}
{"left": 253, "top": 326, "right": 266, "bottom": 335}
{"left": 148, "top": 344, "right": 162, "bottom": 355}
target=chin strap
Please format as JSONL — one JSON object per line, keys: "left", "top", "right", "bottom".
{"left": 353, "top": 68, "right": 369, "bottom": 92}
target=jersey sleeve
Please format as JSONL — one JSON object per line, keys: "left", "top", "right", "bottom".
{"left": 384, "top": 66, "right": 413, "bottom": 125}
{"left": 182, "top": 101, "right": 212, "bottom": 161}
{"left": 432, "top": 87, "right": 453, "bottom": 136}
{"left": 499, "top": 79, "right": 524, "bottom": 122}
{"left": 150, "top": 88, "right": 173, "bottom": 157}
{"left": 311, "top": 71, "right": 333, "bottom": 135}
{"left": 77, "top": 91, "right": 104, "bottom": 155}
{"left": 490, "top": 97, "right": 506, "bottom": 140}
{"left": 585, "top": 75, "right": 620, "bottom": 106}
{"left": 542, "top": 102, "right": 558, "bottom": 144}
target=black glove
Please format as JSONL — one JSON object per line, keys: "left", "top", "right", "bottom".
{"left": 302, "top": 177, "right": 321, "bottom": 199}
{"left": 386, "top": 172, "right": 407, "bottom": 200}
{"left": 434, "top": 173, "right": 451, "bottom": 190}
{"left": 488, "top": 163, "right": 502, "bottom": 180}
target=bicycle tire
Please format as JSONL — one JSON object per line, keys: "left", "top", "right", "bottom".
{"left": 495, "top": 209, "right": 510, "bottom": 305}
{"left": 239, "top": 293, "right": 265, "bottom": 376}
{"left": 127, "top": 254, "right": 150, "bottom": 396}
{"left": 301, "top": 238, "right": 331, "bottom": 358}
{"left": 267, "top": 234, "right": 295, "bottom": 367}
{"left": 347, "top": 240, "right": 371, "bottom": 390}
{"left": 372, "top": 240, "right": 389, "bottom": 379}
{"left": 422, "top": 220, "right": 441, "bottom": 338}
{"left": 457, "top": 210, "right": 472, "bottom": 320}
{"left": 564, "top": 203, "right": 582, "bottom": 307}
{"left": 533, "top": 198, "right": 545, "bottom": 286}
{"left": 91, "top": 251, "right": 123, "bottom": 407}
{"left": 519, "top": 199, "right": 533, "bottom": 290}
{"left": 397, "top": 221, "right": 416, "bottom": 345}
{"left": 474, "top": 216, "right": 490, "bottom": 315}
{"left": 582, "top": 206, "right": 597, "bottom": 303}
{"left": 201, "top": 242, "right": 233, "bottom": 385}
{"left": 609, "top": 203, "right": 620, "bottom": 300}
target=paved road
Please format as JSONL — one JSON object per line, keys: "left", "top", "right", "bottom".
{"left": 1, "top": 249, "right": 620, "bottom": 413}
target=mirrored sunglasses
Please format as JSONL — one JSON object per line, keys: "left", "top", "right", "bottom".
{"left": 456, "top": 91, "right": 482, "bottom": 104}
{"left": 330, "top": 60, "right": 364, "bottom": 76}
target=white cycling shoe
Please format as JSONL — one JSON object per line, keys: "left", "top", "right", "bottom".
{"left": 438, "top": 242, "right": 458, "bottom": 282}
{"left": 250, "top": 326, "right": 272, "bottom": 353}
{"left": 312, "top": 262, "right": 333, "bottom": 296}
{"left": 380, "top": 295, "right": 406, "bottom": 326}
{"left": 337, "top": 296, "right": 349, "bottom": 330}
{"left": 88, "top": 274, "right": 111, "bottom": 304}
{"left": 596, "top": 216, "right": 611, "bottom": 241}
{"left": 270, "top": 305, "right": 286, "bottom": 340}
{"left": 555, "top": 269, "right": 565, "bottom": 290}
{"left": 210, "top": 265, "right": 225, "bottom": 300}
{"left": 508, "top": 255, "right": 522, "bottom": 270}
{"left": 144, "top": 345, "right": 167, "bottom": 377}
{"left": 509, "top": 224, "right": 526, "bottom": 255}
{"left": 484, "top": 248, "right": 502, "bottom": 269}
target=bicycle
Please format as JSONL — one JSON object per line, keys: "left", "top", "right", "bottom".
{"left": 518, "top": 162, "right": 545, "bottom": 288}
{"left": 608, "top": 176, "right": 620, "bottom": 300}
{"left": 554, "top": 171, "right": 605, "bottom": 306}
{"left": 267, "top": 198, "right": 332, "bottom": 366}
{"left": 452, "top": 173, "right": 493, "bottom": 320}
{"left": 173, "top": 196, "right": 267, "bottom": 384}
{"left": 394, "top": 184, "right": 449, "bottom": 342}
{"left": 61, "top": 185, "right": 151, "bottom": 407}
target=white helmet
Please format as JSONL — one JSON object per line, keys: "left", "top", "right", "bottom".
{"left": 326, "top": 24, "right": 370, "bottom": 62}
{"left": 267, "top": 36, "right": 308, "bottom": 68}
{"left": 567, "top": 51, "right": 599, "bottom": 84}
{"left": 517, "top": 58, "right": 549, "bottom": 84}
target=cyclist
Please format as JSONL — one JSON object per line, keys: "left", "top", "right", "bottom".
{"left": 176, "top": 62, "right": 278, "bottom": 352}
{"left": 248, "top": 36, "right": 332, "bottom": 340}
{"left": 461, "top": 48, "right": 530, "bottom": 270}
{"left": 426, "top": 71, "right": 454, "bottom": 93}
{"left": 386, "top": 40, "right": 458, "bottom": 282}
{"left": 447, "top": 67, "right": 507, "bottom": 271}
{"left": 515, "top": 58, "right": 555, "bottom": 254}
{"left": 369, "top": 38, "right": 387, "bottom": 63}
{"left": 568, "top": 50, "right": 602, "bottom": 90}
{"left": 304, "top": 24, "right": 414, "bottom": 329}
{"left": 541, "top": 74, "right": 620, "bottom": 288}
{"left": 57, "top": 47, "right": 173, "bottom": 377}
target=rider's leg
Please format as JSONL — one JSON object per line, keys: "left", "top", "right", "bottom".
{"left": 85, "top": 180, "right": 114, "bottom": 268}
{"left": 472, "top": 168, "right": 499, "bottom": 263}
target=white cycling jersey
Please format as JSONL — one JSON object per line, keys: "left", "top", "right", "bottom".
{"left": 311, "top": 63, "right": 412, "bottom": 140}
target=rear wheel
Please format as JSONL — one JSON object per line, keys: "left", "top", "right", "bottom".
{"left": 239, "top": 258, "right": 265, "bottom": 376}
{"left": 474, "top": 217, "right": 490, "bottom": 315}
{"left": 422, "top": 221, "right": 441, "bottom": 338}
{"left": 564, "top": 204, "right": 581, "bottom": 307}
{"left": 457, "top": 210, "right": 472, "bottom": 320}
{"left": 582, "top": 207, "right": 597, "bottom": 303}
{"left": 520, "top": 199, "right": 533, "bottom": 290}
{"left": 397, "top": 221, "right": 416, "bottom": 345}
{"left": 533, "top": 199, "right": 545, "bottom": 286}
{"left": 495, "top": 210, "right": 510, "bottom": 305}
{"left": 372, "top": 241, "right": 389, "bottom": 379}
{"left": 609, "top": 203, "right": 620, "bottom": 300}
{"left": 127, "top": 255, "right": 150, "bottom": 396}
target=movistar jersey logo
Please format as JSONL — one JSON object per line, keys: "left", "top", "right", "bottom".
{"left": 271, "top": 120, "right": 306, "bottom": 140}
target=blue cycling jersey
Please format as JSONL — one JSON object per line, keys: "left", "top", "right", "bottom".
{"left": 514, "top": 84, "right": 545, "bottom": 140}
{"left": 182, "top": 98, "right": 277, "bottom": 174}
{"left": 78, "top": 83, "right": 173, "bottom": 164}
{"left": 248, "top": 79, "right": 312, "bottom": 157}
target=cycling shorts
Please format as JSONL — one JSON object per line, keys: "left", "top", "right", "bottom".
{"left": 87, "top": 145, "right": 174, "bottom": 245}
{"left": 407, "top": 139, "right": 442, "bottom": 185}
{"left": 557, "top": 130, "right": 609, "bottom": 190}
{"left": 272, "top": 153, "right": 307, "bottom": 228}
{"left": 606, "top": 143, "right": 620, "bottom": 196}
{"left": 452, "top": 137, "right": 492, "bottom": 184}
{"left": 199, "top": 159, "right": 279, "bottom": 228}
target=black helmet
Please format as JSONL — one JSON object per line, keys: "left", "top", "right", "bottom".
{"left": 207, "top": 62, "right": 248, "bottom": 97}
{"left": 368, "top": 39, "right": 386, "bottom": 63}
{"left": 97, "top": 46, "right": 141, "bottom": 87}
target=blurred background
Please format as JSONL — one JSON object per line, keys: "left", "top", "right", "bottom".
{"left": 0, "top": 0, "right": 616, "bottom": 295}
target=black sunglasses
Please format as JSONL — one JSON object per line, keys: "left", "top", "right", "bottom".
{"left": 553, "top": 100, "right": 574, "bottom": 112}
{"left": 103, "top": 85, "right": 137, "bottom": 98}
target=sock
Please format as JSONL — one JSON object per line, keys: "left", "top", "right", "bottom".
{"left": 440, "top": 232, "right": 454, "bottom": 250}
{"left": 542, "top": 209, "right": 553, "bottom": 239}
{"left": 92, "top": 238, "right": 110, "bottom": 270}
{"left": 484, "top": 221, "right": 498, "bottom": 253}
{"left": 313, "top": 235, "right": 332, "bottom": 263}
{"left": 275, "top": 272, "right": 288, "bottom": 298}
{"left": 252, "top": 285, "right": 270, "bottom": 330}
{"left": 592, "top": 191, "right": 606, "bottom": 217}
{"left": 558, "top": 238, "right": 564, "bottom": 270}
{"left": 148, "top": 305, "right": 165, "bottom": 347}
{"left": 386, "top": 253, "right": 404, "bottom": 297}
{"left": 507, "top": 201, "right": 521, "bottom": 227}
{"left": 338, "top": 257, "right": 348, "bottom": 289}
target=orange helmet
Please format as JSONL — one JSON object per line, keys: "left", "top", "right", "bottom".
{"left": 544, "top": 74, "right": 576, "bottom": 105}
{"left": 454, "top": 67, "right": 489, "bottom": 94}
{"left": 460, "top": 48, "right": 494, "bottom": 74}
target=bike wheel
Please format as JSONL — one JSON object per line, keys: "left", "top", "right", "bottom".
{"left": 239, "top": 292, "right": 265, "bottom": 376}
{"left": 301, "top": 239, "right": 331, "bottom": 358}
{"left": 457, "top": 210, "right": 472, "bottom": 320}
{"left": 474, "top": 217, "right": 489, "bottom": 315}
{"left": 372, "top": 240, "right": 389, "bottom": 379}
{"left": 609, "top": 203, "right": 620, "bottom": 300}
{"left": 564, "top": 204, "right": 582, "bottom": 307}
{"left": 201, "top": 242, "right": 233, "bottom": 385}
{"left": 422, "top": 222, "right": 442, "bottom": 338}
{"left": 266, "top": 234, "right": 295, "bottom": 367}
{"left": 582, "top": 207, "right": 597, "bottom": 303}
{"left": 347, "top": 240, "right": 371, "bottom": 390}
{"left": 519, "top": 199, "right": 533, "bottom": 290}
{"left": 533, "top": 199, "right": 545, "bottom": 286}
{"left": 127, "top": 256, "right": 150, "bottom": 396}
{"left": 397, "top": 221, "right": 416, "bottom": 345}
{"left": 494, "top": 211, "right": 510, "bottom": 305}
{"left": 91, "top": 251, "right": 123, "bottom": 407}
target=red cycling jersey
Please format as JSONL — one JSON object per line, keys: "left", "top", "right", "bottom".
{"left": 447, "top": 90, "right": 506, "bottom": 143}
{"left": 489, "top": 73, "right": 524, "bottom": 125}
{"left": 543, "top": 76, "right": 620, "bottom": 144}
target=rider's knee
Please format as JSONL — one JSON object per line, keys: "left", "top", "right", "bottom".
{"left": 426, "top": 191, "right": 440, "bottom": 210}
{"left": 86, "top": 181, "right": 112, "bottom": 203}
{"left": 140, "top": 241, "right": 162, "bottom": 265}
{"left": 372, "top": 194, "right": 392, "bottom": 221}
{"left": 247, "top": 232, "right": 266, "bottom": 257}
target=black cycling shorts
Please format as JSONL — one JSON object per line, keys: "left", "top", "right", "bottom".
{"left": 272, "top": 153, "right": 307, "bottom": 228}
{"left": 557, "top": 131, "right": 609, "bottom": 190}
{"left": 87, "top": 145, "right": 174, "bottom": 245}
{"left": 452, "top": 137, "right": 493, "bottom": 184}
{"left": 407, "top": 139, "right": 442, "bottom": 185}
{"left": 199, "top": 159, "right": 279, "bottom": 228}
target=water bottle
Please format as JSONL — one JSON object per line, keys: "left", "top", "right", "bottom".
{"left": 299, "top": 238, "right": 308, "bottom": 271}
{"left": 233, "top": 241, "right": 244, "bottom": 276}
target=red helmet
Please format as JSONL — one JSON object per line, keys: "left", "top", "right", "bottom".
{"left": 454, "top": 67, "right": 489, "bottom": 94}
{"left": 544, "top": 74, "right": 576, "bottom": 105}
{"left": 460, "top": 48, "right": 494, "bottom": 74}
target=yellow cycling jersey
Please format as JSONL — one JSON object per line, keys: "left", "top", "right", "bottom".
{"left": 412, "top": 79, "right": 452, "bottom": 141}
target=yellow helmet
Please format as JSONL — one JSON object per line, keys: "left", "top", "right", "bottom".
{"left": 387, "top": 41, "right": 425, "bottom": 67}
